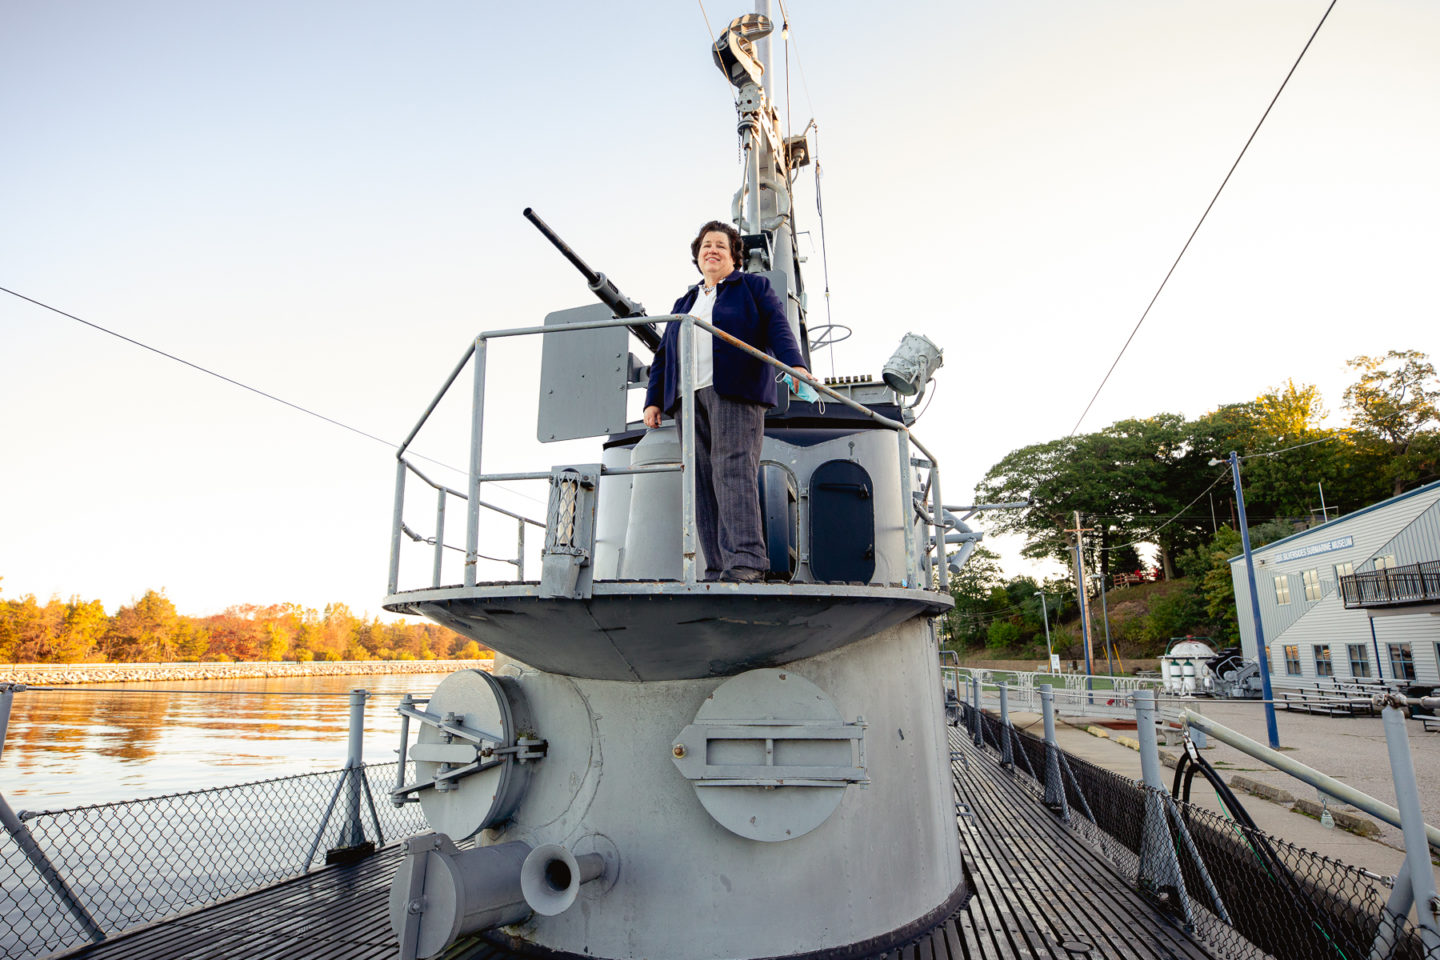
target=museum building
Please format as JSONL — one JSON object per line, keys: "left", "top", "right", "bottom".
{"left": 1229, "top": 479, "right": 1440, "bottom": 686}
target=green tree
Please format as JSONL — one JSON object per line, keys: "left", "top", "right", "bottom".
{"left": 976, "top": 414, "right": 1210, "bottom": 580}
{"left": 986, "top": 619, "right": 1020, "bottom": 650}
{"left": 1344, "top": 350, "right": 1440, "bottom": 497}
{"left": 103, "top": 590, "right": 180, "bottom": 661}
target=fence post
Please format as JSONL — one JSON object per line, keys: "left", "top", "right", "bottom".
{"left": 998, "top": 682, "right": 1014, "bottom": 769}
{"left": 1381, "top": 700, "right": 1440, "bottom": 951}
{"left": 1039, "top": 683, "right": 1066, "bottom": 815}
{"left": 1135, "top": 690, "right": 1194, "bottom": 927}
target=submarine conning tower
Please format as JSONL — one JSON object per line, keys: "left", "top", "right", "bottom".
{"left": 381, "top": 8, "right": 975, "bottom": 960}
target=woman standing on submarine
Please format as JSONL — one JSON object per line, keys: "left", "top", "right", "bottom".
{"left": 643, "top": 220, "right": 811, "bottom": 583}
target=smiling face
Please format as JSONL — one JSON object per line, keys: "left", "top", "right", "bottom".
{"left": 697, "top": 230, "right": 736, "bottom": 284}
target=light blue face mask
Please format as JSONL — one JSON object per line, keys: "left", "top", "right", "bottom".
{"left": 779, "top": 372, "right": 820, "bottom": 404}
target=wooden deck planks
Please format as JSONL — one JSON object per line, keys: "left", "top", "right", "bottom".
{"left": 55, "top": 732, "right": 1219, "bottom": 960}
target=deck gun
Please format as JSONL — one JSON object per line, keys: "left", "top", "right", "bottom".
{"left": 524, "top": 207, "right": 661, "bottom": 352}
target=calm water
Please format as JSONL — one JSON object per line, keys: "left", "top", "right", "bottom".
{"left": 0, "top": 672, "right": 460, "bottom": 810}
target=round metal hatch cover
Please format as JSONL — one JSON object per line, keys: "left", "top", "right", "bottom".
{"left": 674, "top": 668, "right": 858, "bottom": 842}
{"left": 416, "top": 669, "right": 534, "bottom": 839}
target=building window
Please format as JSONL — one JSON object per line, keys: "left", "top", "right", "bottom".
{"left": 1303, "top": 569, "right": 1322, "bottom": 602}
{"left": 1274, "top": 575, "right": 1291, "bottom": 605}
{"left": 1314, "top": 645, "right": 1333, "bottom": 677}
{"left": 1374, "top": 555, "right": 1398, "bottom": 572}
{"left": 1388, "top": 643, "right": 1416, "bottom": 681}
{"left": 1284, "top": 645, "right": 1301, "bottom": 675}
{"left": 1334, "top": 561, "right": 1354, "bottom": 580}
{"left": 1348, "top": 644, "right": 1370, "bottom": 678}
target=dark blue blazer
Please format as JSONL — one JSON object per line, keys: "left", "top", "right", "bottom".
{"left": 644, "top": 270, "right": 806, "bottom": 414}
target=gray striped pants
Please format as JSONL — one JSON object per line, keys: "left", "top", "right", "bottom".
{"left": 678, "top": 387, "right": 767, "bottom": 576}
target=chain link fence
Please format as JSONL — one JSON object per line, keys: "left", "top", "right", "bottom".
{"left": 1, "top": 760, "right": 428, "bottom": 960}
{"left": 965, "top": 704, "right": 1440, "bottom": 960}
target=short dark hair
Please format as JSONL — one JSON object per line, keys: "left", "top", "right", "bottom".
{"left": 690, "top": 220, "right": 744, "bottom": 274}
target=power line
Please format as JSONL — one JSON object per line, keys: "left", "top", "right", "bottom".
{"left": 1068, "top": 0, "right": 1339, "bottom": 437}
{"left": 1098, "top": 470, "right": 1231, "bottom": 551}
{"left": 1238, "top": 434, "right": 1336, "bottom": 460}
{"left": 1, "top": 284, "right": 544, "bottom": 505}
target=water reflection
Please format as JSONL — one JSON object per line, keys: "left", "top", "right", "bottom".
{"left": 0, "top": 672, "right": 457, "bottom": 809}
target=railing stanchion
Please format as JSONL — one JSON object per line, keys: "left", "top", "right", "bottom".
{"left": 395, "top": 694, "right": 414, "bottom": 801}
{"left": 516, "top": 518, "right": 526, "bottom": 581}
{"left": 0, "top": 684, "right": 107, "bottom": 943}
{"left": 341, "top": 689, "right": 369, "bottom": 849}
{"left": 432, "top": 487, "right": 446, "bottom": 588}
{"left": 1381, "top": 698, "right": 1440, "bottom": 951}
{"left": 679, "top": 317, "right": 697, "bottom": 584}
{"left": 930, "top": 464, "right": 948, "bottom": 591}
{"left": 466, "top": 337, "right": 488, "bottom": 588}
{"left": 897, "top": 431, "right": 917, "bottom": 587}
{"left": 388, "top": 460, "right": 407, "bottom": 595}
{"left": 1039, "top": 684, "right": 1066, "bottom": 815}
{"left": 971, "top": 677, "right": 983, "bottom": 747}
{"left": 1135, "top": 690, "right": 1194, "bottom": 926}
{"left": 998, "top": 681, "right": 1013, "bottom": 768}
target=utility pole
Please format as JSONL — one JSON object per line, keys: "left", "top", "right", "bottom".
{"left": 1211, "top": 451, "right": 1280, "bottom": 749}
{"left": 1063, "top": 512, "right": 1096, "bottom": 681}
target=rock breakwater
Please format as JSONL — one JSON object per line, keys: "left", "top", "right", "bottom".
{"left": 0, "top": 659, "right": 491, "bottom": 685}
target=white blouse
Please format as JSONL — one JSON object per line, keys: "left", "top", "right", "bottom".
{"left": 689, "top": 282, "right": 718, "bottom": 391}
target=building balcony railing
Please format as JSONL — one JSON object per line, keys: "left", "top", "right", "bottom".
{"left": 1338, "top": 560, "right": 1440, "bottom": 609}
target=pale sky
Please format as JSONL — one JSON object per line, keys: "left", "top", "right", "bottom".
{"left": 3, "top": 1, "right": 1437, "bottom": 620}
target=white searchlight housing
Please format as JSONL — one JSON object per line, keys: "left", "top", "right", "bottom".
{"left": 881, "top": 332, "right": 943, "bottom": 404}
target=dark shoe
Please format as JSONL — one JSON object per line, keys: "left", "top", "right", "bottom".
{"left": 721, "top": 567, "right": 764, "bottom": 583}
{"left": 702, "top": 569, "right": 723, "bottom": 582}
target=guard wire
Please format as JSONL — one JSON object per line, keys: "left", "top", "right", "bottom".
{"left": 1, "top": 284, "right": 544, "bottom": 505}
{"left": 1067, "top": 0, "right": 1339, "bottom": 438}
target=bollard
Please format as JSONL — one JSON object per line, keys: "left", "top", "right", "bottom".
{"left": 1380, "top": 703, "right": 1440, "bottom": 951}
{"left": 998, "top": 682, "right": 1014, "bottom": 769}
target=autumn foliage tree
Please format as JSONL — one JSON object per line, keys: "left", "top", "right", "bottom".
{"left": 0, "top": 585, "right": 484, "bottom": 665}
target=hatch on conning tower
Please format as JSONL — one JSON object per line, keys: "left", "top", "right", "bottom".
{"left": 390, "top": 669, "right": 547, "bottom": 838}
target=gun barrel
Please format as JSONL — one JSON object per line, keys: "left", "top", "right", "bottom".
{"left": 524, "top": 208, "right": 660, "bottom": 352}
{"left": 524, "top": 207, "right": 601, "bottom": 285}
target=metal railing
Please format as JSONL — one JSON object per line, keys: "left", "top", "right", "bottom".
{"left": 388, "top": 314, "right": 951, "bottom": 592}
{"left": 942, "top": 665, "right": 1165, "bottom": 723}
{"left": 1340, "top": 560, "right": 1440, "bottom": 609}
{"left": 959, "top": 687, "right": 1440, "bottom": 958}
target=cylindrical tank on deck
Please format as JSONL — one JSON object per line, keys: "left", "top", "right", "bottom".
{"left": 593, "top": 442, "right": 636, "bottom": 579}
{"left": 620, "top": 427, "right": 684, "bottom": 579}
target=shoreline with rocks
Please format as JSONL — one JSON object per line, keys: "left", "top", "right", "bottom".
{"left": 0, "top": 659, "right": 492, "bottom": 686}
